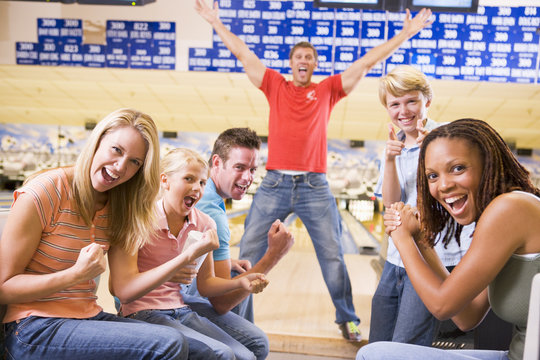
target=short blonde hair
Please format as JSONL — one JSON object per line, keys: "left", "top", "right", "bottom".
{"left": 379, "top": 65, "right": 433, "bottom": 106}
{"left": 73, "top": 108, "right": 160, "bottom": 253}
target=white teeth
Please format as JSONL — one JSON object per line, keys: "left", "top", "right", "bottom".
{"left": 445, "top": 195, "right": 465, "bottom": 204}
{"left": 236, "top": 184, "right": 247, "bottom": 190}
{"left": 105, "top": 168, "right": 119, "bottom": 179}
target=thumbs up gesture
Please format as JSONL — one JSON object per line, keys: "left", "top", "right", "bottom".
{"left": 415, "top": 119, "right": 429, "bottom": 146}
{"left": 385, "top": 123, "right": 405, "bottom": 161}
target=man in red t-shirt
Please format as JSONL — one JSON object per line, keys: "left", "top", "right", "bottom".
{"left": 195, "top": 0, "right": 432, "bottom": 341}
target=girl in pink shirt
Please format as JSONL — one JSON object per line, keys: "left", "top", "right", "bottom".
{"left": 110, "top": 148, "right": 267, "bottom": 360}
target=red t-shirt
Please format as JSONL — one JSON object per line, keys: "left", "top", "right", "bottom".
{"left": 260, "top": 68, "right": 346, "bottom": 173}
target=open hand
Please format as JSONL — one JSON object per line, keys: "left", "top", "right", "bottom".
{"left": 195, "top": 0, "right": 219, "bottom": 25}
{"left": 402, "top": 8, "right": 434, "bottom": 39}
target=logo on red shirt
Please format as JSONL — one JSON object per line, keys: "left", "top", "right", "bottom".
{"left": 307, "top": 90, "right": 317, "bottom": 102}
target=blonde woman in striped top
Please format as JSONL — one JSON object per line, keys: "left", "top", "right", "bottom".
{"left": 0, "top": 109, "right": 188, "bottom": 359}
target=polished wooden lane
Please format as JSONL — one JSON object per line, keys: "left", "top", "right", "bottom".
{"left": 229, "top": 211, "right": 380, "bottom": 359}
{"left": 249, "top": 248, "right": 377, "bottom": 359}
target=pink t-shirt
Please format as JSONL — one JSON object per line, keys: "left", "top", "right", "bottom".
{"left": 260, "top": 68, "right": 346, "bottom": 173}
{"left": 120, "top": 199, "right": 216, "bottom": 316}
{"left": 4, "top": 168, "right": 108, "bottom": 323}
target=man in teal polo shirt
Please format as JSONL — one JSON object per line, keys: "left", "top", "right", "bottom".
{"left": 183, "top": 127, "right": 294, "bottom": 360}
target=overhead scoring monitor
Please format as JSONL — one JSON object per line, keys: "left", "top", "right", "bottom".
{"left": 314, "top": 0, "right": 479, "bottom": 13}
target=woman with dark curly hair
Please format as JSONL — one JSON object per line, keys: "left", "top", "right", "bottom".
{"left": 358, "top": 119, "right": 540, "bottom": 360}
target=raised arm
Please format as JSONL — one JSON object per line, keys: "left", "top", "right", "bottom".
{"left": 341, "top": 8, "right": 433, "bottom": 94}
{"left": 196, "top": 253, "right": 267, "bottom": 298}
{"left": 386, "top": 196, "right": 530, "bottom": 330}
{"left": 195, "top": 0, "right": 266, "bottom": 88}
{"left": 384, "top": 203, "right": 489, "bottom": 330}
{"left": 208, "top": 219, "right": 294, "bottom": 314}
{"left": 0, "top": 195, "right": 106, "bottom": 304}
{"left": 109, "top": 229, "right": 219, "bottom": 304}
{"left": 414, "top": 238, "right": 491, "bottom": 331}
{"left": 381, "top": 124, "right": 404, "bottom": 207}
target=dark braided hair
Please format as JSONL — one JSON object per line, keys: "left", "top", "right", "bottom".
{"left": 417, "top": 118, "right": 540, "bottom": 247}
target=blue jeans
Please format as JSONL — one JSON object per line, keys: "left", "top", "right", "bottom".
{"left": 182, "top": 292, "right": 269, "bottom": 360}
{"left": 369, "top": 261, "right": 439, "bottom": 345}
{"left": 356, "top": 341, "right": 509, "bottom": 359}
{"left": 130, "top": 307, "right": 256, "bottom": 360}
{"left": 184, "top": 276, "right": 254, "bottom": 323}
{"left": 4, "top": 311, "right": 187, "bottom": 360}
{"left": 239, "top": 170, "right": 359, "bottom": 325}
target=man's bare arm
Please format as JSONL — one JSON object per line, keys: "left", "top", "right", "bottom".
{"left": 209, "top": 220, "right": 294, "bottom": 314}
{"left": 195, "top": 0, "right": 266, "bottom": 87}
{"left": 341, "top": 8, "right": 433, "bottom": 94}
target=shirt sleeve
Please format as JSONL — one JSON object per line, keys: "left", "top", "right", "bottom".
{"left": 196, "top": 200, "right": 231, "bottom": 262}
{"left": 326, "top": 73, "right": 347, "bottom": 104}
{"left": 374, "top": 150, "right": 386, "bottom": 199}
{"left": 13, "top": 170, "right": 65, "bottom": 230}
{"left": 259, "top": 68, "right": 284, "bottom": 97}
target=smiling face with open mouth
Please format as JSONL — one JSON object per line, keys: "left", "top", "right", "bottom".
{"left": 213, "top": 146, "right": 259, "bottom": 201}
{"left": 290, "top": 47, "right": 317, "bottom": 87}
{"left": 385, "top": 90, "right": 431, "bottom": 140}
{"left": 425, "top": 137, "right": 483, "bottom": 226}
{"left": 90, "top": 126, "right": 146, "bottom": 196}
{"left": 161, "top": 161, "right": 208, "bottom": 219}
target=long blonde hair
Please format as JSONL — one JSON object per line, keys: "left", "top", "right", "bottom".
{"left": 73, "top": 108, "right": 160, "bottom": 253}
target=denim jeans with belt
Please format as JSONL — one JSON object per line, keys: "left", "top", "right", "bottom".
{"left": 238, "top": 170, "right": 359, "bottom": 325}
{"left": 131, "top": 306, "right": 257, "bottom": 360}
{"left": 4, "top": 311, "right": 187, "bottom": 360}
{"left": 369, "top": 261, "right": 440, "bottom": 345}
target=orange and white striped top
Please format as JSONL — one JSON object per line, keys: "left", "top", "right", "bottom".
{"left": 3, "top": 168, "right": 109, "bottom": 322}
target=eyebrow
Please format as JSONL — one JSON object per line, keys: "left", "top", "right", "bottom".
{"left": 133, "top": 155, "right": 145, "bottom": 163}
{"left": 114, "top": 142, "right": 145, "bottom": 163}
{"left": 183, "top": 170, "right": 207, "bottom": 178}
